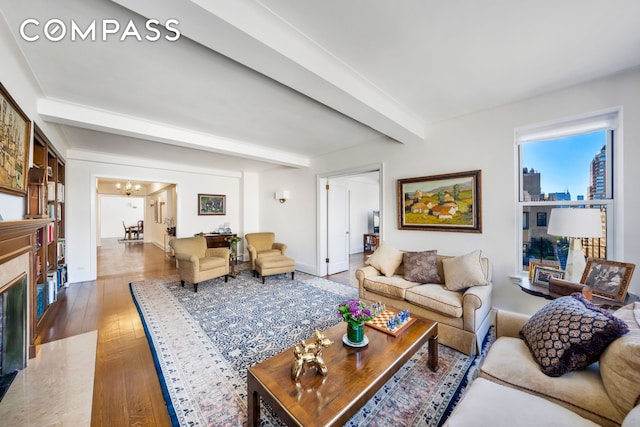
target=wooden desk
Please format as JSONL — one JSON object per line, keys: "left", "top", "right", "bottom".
{"left": 201, "top": 233, "right": 235, "bottom": 248}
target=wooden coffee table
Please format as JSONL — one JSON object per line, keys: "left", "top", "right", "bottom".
{"left": 247, "top": 317, "right": 438, "bottom": 426}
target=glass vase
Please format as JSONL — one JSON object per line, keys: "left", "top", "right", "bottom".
{"left": 347, "top": 322, "right": 365, "bottom": 344}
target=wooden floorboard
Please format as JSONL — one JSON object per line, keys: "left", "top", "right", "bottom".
{"left": 42, "top": 238, "right": 363, "bottom": 426}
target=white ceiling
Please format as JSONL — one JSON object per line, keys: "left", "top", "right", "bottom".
{"left": 2, "top": 0, "right": 640, "bottom": 173}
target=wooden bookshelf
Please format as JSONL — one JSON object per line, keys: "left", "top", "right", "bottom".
{"left": 25, "top": 125, "right": 67, "bottom": 355}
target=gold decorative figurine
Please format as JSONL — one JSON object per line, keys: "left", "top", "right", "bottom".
{"left": 291, "top": 330, "right": 333, "bottom": 381}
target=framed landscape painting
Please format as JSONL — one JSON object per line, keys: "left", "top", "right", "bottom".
{"left": 581, "top": 258, "right": 635, "bottom": 302}
{"left": 0, "top": 82, "right": 31, "bottom": 196}
{"left": 397, "top": 170, "right": 482, "bottom": 233}
{"left": 198, "top": 194, "right": 225, "bottom": 215}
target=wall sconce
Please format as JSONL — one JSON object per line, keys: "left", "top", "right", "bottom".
{"left": 275, "top": 190, "right": 290, "bottom": 203}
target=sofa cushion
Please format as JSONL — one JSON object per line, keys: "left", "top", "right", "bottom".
{"left": 366, "top": 243, "right": 404, "bottom": 277}
{"left": 363, "top": 275, "right": 420, "bottom": 300}
{"left": 441, "top": 250, "right": 488, "bottom": 291}
{"left": 520, "top": 293, "right": 629, "bottom": 377}
{"left": 405, "top": 284, "right": 463, "bottom": 318}
{"left": 600, "top": 302, "right": 640, "bottom": 416}
{"left": 444, "top": 378, "right": 600, "bottom": 427}
{"left": 403, "top": 250, "right": 442, "bottom": 284}
{"left": 479, "top": 336, "right": 624, "bottom": 426}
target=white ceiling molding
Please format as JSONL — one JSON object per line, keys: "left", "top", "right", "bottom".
{"left": 67, "top": 149, "right": 244, "bottom": 179}
{"left": 38, "top": 98, "right": 310, "bottom": 168}
{"left": 110, "top": 0, "right": 426, "bottom": 145}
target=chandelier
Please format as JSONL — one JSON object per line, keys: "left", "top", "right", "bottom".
{"left": 116, "top": 181, "right": 141, "bottom": 196}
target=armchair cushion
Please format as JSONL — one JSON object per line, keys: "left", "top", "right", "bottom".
{"left": 520, "top": 293, "right": 629, "bottom": 377}
{"left": 442, "top": 250, "right": 488, "bottom": 291}
{"left": 365, "top": 243, "right": 403, "bottom": 277}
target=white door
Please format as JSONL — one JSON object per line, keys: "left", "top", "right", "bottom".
{"left": 327, "top": 180, "right": 350, "bottom": 274}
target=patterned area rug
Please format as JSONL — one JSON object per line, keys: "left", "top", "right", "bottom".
{"left": 130, "top": 271, "right": 492, "bottom": 426}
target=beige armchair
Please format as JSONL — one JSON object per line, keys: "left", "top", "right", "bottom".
{"left": 169, "top": 236, "right": 230, "bottom": 292}
{"left": 245, "top": 232, "right": 287, "bottom": 275}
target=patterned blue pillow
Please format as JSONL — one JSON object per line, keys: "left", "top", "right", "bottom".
{"left": 520, "top": 293, "right": 629, "bottom": 377}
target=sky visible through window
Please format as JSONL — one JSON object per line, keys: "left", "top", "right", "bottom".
{"left": 522, "top": 130, "right": 605, "bottom": 200}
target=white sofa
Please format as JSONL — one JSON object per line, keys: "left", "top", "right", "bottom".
{"left": 446, "top": 302, "right": 640, "bottom": 427}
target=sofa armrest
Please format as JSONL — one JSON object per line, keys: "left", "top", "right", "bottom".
{"left": 495, "top": 310, "right": 530, "bottom": 339}
{"left": 206, "top": 247, "right": 230, "bottom": 260}
{"left": 356, "top": 266, "right": 381, "bottom": 298}
{"left": 462, "top": 283, "right": 493, "bottom": 333}
{"left": 273, "top": 242, "right": 287, "bottom": 254}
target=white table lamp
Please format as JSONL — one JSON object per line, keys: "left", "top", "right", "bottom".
{"left": 547, "top": 208, "right": 603, "bottom": 282}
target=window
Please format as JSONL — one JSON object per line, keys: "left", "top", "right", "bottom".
{"left": 516, "top": 110, "right": 618, "bottom": 272}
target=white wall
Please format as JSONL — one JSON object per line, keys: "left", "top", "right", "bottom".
{"left": 0, "top": 19, "right": 68, "bottom": 219}
{"left": 99, "top": 195, "right": 144, "bottom": 238}
{"left": 257, "top": 67, "right": 640, "bottom": 315}
{"left": 66, "top": 154, "right": 250, "bottom": 283}
{"left": 346, "top": 179, "right": 379, "bottom": 253}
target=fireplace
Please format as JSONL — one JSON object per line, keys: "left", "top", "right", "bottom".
{"left": 0, "top": 273, "right": 27, "bottom": 399}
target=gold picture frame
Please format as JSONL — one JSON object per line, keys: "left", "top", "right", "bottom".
{"left": 397, "top": 170, "right": 482, "bottom": 233}
{"left": 0, "top": 82, "right": 31, "bottom": 195}
{"left": 532, "top": 265, "right": 565, "bottom": 288}
{"left": 527, "top": 259, "right": 561, "bottom": 281}
{"left": 581, "top": 258, "right": 635, "bottom": 302}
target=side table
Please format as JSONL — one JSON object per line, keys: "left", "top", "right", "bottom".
{"left": 515, "top": 276, "right": 639, "bottom": 310}
{"left": 229, "top": 253, "right": 242, "bottom": 277}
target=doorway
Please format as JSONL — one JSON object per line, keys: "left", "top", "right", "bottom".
{"left": 317, "top": 165, "right": 382, "bottom": 277}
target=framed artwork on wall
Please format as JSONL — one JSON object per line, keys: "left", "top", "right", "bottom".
{"left": 198, "top": 194, "right": 225, "bottom": 215}
{"left": 0, "top": 82, "right": 31, "bottom": 196}
{"left": 581, "top": 258, "right": 635, "bottom": 302}
{"left": 397, "top": 170, "right": 482, "bottom": 233}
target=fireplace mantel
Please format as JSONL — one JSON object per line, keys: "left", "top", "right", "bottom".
{"left": 0, "top": 218, "right": 54, "bottom": 358}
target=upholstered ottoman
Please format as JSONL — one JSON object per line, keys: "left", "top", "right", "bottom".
{"left": 255, "top": 255, "right": 295, "bottom": 283}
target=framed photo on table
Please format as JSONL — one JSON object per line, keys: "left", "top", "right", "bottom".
{"left": 0, "top": 82, "right": 31, "bottom": 196}
{"left": 532, "top": 265, "right": 565, "bottom": 288}
{"left": 198, "top": 194, "right": 225, "bottom": 215}
{"left": 527, "top": 259, "right": 561, "bottom": 281}
{"left": 581, "top": 259, "right": 635, "bottom": 302}
{"left": 397, "top": 170, "right": 482, "bottom": 233}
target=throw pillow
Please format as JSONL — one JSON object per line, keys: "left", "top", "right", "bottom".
{"left": 365, "top": 243, "right": 403, "bottom": 277}
{"left": 599, "top": 302, "right": 640, "bottom": 416}
{"left": 441, "top": 249, "right": 488, "bottom": 291}
{"left": 403, "top": 250, "right": 442, "bottom": 284}
{"left": 520, "top": 293, "right": 629, "bottom": 377}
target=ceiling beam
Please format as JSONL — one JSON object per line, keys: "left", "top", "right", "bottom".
{"left": 38, "top": 99, "right": 310, "bottom": 168}
{"left": 110, "top": 0, "right": 426, "bottom": 144}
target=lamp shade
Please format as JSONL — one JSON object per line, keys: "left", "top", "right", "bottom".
{"left": 547, "top": 208, "right": 602, "bottom": 238}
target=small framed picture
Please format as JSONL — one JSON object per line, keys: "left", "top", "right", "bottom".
{"left": 533, "top": 265, "right": 565, "bottom": 288}
{"left": 527, "top": 259, "right": 560, "bottom": 281}
{"left": 198, "top": 194, "right": 225, "bottom": 215}
{"left": 581, "top": 259, "right": 635, "bottom": 302}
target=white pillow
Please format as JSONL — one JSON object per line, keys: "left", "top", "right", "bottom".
{"left": 366, "top": 244, "right": 403, "bottom": 277}
{"left": 442, "top": 249, "right": 488, "bottom": 291}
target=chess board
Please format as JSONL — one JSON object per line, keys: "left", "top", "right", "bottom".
{"left": 366, "top": 310, "right": 416, "bottom": 337}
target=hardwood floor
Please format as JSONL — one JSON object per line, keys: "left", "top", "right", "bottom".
{"left": 46, "top": 239, "right": 174, "bottom": 426}
{"left": 44, "top": 241, "right": 364, "bottom": 425}
{"left": 326, "top": 253, "right": 368, "bottom": 288}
